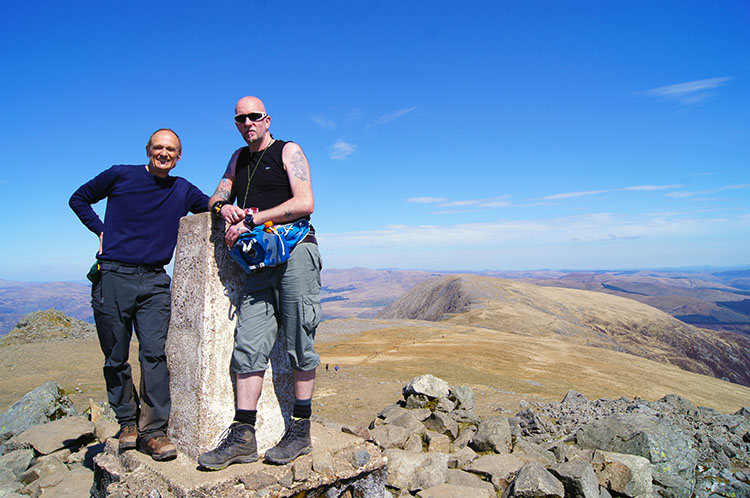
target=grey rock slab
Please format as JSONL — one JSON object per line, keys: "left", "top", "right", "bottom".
{"left": 379, "top": 404, "right": 408, "bottom": 421}
{"left": 416, "top": 482, "right": 495, "bottom": 497}
{"left": 403, "top": 433, "right": 424, "bottom": 453}
{"left": 512, "top": 461, "right": 565, "bottom": 498}
{"left": 0, "top": 382, "right": 77, "bottom": 441}
{"left": 448, "top": 446, "right": 477, "bottom": 469}
{"left": 577, "top": 413, "right": 697, "bottom": 484}
{"left": 11, "top": 416, "right": 95, "bottom": 455}
{"left": 385, "top": 449, "right": 448, "bottom": 492}
{"left": 403, "top": 375, "right": 450, "bottom": 400}
{"left": 449, "top": 386, "right": 475, "bottom": 412}
{"left": 592, "top": 450, "right": 653, "bottom": 498}
{"left": 312, "top": 449, "right": 334, "bottom": 476}
{"left": 370, "top": 424, "right": 410, "bottom": 450}
{"left": 388, "top": 411, "right": 426, "bottom": 434}
{"left": 38, "top": 466, "right": 94, "bottom": 498}
{"left": 446, "top": 468, "right": 495, "bottom": 490}
{"left": 549, "top": 459, "right": 600, "bottom": 498}
{"left": 0, "top": 448, "right": 35, "bottom": 478}
{"left": 423, "top": 412, "right": 458, "bottom": 439}
{"left": 0, "top": 480, "right": 23, "bottom": 496}
{"left": 464, "top": 453, "right": 524, "bottom": 490}
{"left": 452, "top": 426, "right": 475, "bottom": 450}
{"left": 426, "top": 432, "right": 451, "bottom": 453}
{"left": 18, "top": 454, "right": 68, "bottom": 485}
{"left": 293, "top": 454, "right": 312, "bottom": 481}
{"left": 511, "top": 439, "right": 556, "bottom": 466}
{"left": 435, "top": 398, "right": 455, "bottom": 412}
{"left": 470, "top": 416, "right": 511, "bottom": 453}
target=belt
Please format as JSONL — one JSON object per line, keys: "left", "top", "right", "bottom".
{"left": 99, "top": 261, "right": 165, "bottom": 274}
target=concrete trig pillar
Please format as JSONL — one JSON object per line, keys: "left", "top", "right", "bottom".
{"left": 166, "top": 212, "right": 293, "bottom": 458}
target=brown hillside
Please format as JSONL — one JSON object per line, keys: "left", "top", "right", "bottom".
{"left": 377, "top": 274, "right": 750, "bottom": 386}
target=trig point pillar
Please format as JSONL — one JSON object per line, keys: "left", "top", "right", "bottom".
{"left": 166, "top": 212, "right": 293, "bottom": 458}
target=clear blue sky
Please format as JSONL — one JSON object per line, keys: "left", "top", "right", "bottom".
{"left": 1, "top": 1, "right": 748, "bottom": 281}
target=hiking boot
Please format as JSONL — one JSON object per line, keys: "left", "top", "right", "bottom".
{"left": 140, "top": 435, "right": 177, "bottom": 461}
{"left": 118, "top": 425, "right": 137, "bottom": 451}
{"left": 198, "top": 422, "right": 258, "bottom": 470}
{"left": 264, "top": 418, "right": 311, "bottom": 465}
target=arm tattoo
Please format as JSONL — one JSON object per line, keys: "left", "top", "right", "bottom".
{"left": 212, "top": 179, "right": 233, "bottom": 200}
{"left": 291, "top": 151, "right": 309, "bottom": 182}
{"left": 284, "top": 209, "right": 294, "bottom": 218}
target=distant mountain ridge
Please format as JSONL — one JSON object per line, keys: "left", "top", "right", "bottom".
{"left": 378, "top": 274, "right": 750, "bottom": 387}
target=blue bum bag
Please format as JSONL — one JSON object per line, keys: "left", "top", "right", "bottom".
{"left": 229, "top": 219, "right": 310, "bottom": 274}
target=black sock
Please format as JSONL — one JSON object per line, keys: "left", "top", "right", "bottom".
{"left": 293, "top": 398, "right": 312, "bottom": 419}
{"left": 235, "top": 409, "right": 256, "bottom": 426}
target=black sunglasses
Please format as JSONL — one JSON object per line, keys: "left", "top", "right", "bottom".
{"left": 234, "top": 112, "right": 268, "bottom": 123}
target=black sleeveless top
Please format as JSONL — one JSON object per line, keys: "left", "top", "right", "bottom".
{"left": 234, "top": 140, "right": 292, "bottom": 211}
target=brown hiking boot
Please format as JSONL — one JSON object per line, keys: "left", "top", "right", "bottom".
{"left": 118, "top": 425, "right": 137, "bottom": 451}
{"left": 140, "top": 435, "right": 177, "bottom": 461}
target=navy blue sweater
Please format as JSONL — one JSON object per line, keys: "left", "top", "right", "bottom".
{"left": 69, "top": 165, "right": 209, "bottom": 266}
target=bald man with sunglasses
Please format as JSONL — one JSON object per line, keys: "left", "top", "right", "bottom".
{"left": 199, "top": 96, "right": 322, "bottom": 469}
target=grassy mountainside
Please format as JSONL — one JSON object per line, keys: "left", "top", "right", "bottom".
{"left": 377, "top": 274, "right": 750, "bottom": 387}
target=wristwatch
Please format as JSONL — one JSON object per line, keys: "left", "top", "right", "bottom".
{"left": 243, "top": 214, "right": 256, "bottom": 229}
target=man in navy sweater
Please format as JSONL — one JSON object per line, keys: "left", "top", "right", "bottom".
{"left": 69, "top": 129, "right": 209, "bottom": 461}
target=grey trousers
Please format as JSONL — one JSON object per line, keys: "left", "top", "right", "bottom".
{"left": 233, "top": 242, "right": 323, "bottom": 373}
{"left": 91, "top": 262, "right": 171, "bottom": 441}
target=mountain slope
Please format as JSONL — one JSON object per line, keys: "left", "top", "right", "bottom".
{"left": 377, "top": 274, "right": 750, "bottom": 386}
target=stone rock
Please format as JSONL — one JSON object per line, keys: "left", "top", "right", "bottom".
{"left": 549, "top": 459, "right": 600, "bottom": 498}
{"left": 405, "top": 394, "right": 431, "bottom": 409}
{"left": 240, "top": 471, "right": 277, "bottom": 491}
{"left": 342, "top": 424, "right": 371, "bottom": 440}
{"left": 0, "top": 468, "right": 15, "bottom": 481}
{"left": 425, "top": 432, "right": 451, "bottom": 453}
{"left": 370, "top": 424, "right": 410, "bottom": 450}
{"left": 89, "top": 399, "right": 116, "bottom": 423}
{"left": 512, "top": 462, "right": 565, "bottom": 498}
{"left": 464, "top": 453, "right": 524, "bottom": 490}
{"left": 562, "top": 390, "right": 588, "bottom": 405}
{"left": 0, "top": 382, "right": 77, "bottom": 441}
{"left": 452, "top": 426, "right": 475, "bottom": 450}
{"left": 379, "top": 404, "right": 408, "bottom": 421}
{"left": 470, "top": 416, "right": 512, "bottom": 453}
{"left": 0, "top": 448, "right": 35, "bottom": 478}
{"left": 0, "top": 480, "right": 23, "bottom": 496}
{"left": 292, "top": 454, "right": 312, "bottom": 481}
{"left": 385, "top": 449, "right": 448, "bottom": 491}
{"left": 449, "top": 409, "right": 480, "bottom": 425}
{"left": 448, "top": 446, "right": 477, "bottom": 469}
{"left": 515, "top": 408, "right": 552, "bottom": 436}
{"left": 403, "top": 375, "right": 450, "bottom": 400}
{"left": 389, "top": 411, "right": 426, "bottom": 434}
{"left": 94, "top": 419, "right": 119, "bottom": 443}
{"left": 37, "top": 466, "right": 94, "bottom": 498}
{"left": 511, "top": 439, "right": 556, "bottom": 466}
{"left": 403, "top": 433, "right": 424, "bottom": 452}
{"left": 18, "top": 454, "right": 68, "bottom": 485}
{"left": 417, "top": 482, "right": 495, "bottom": 497}
{"left": 592, "top": 450, "right": 653, "bottom": 497}
{"left": 11, "top": 416, "right": 95, "bottom": 455}
{"left": 445, "top": 468, "right": 495, "bottom": 490}
{"left": 577, "top": 413, "right": 697, "bottom": 485}
{"left": 312, "top": 449, "right": 334, "bottom": 476}
{"left": 449, "top": 386, "right": 475, "bottom": 412}
{"left": 423, "top": 412, "right": 458, "bottom": 439}
{"left": 435, "top": 398, "right": 455, "bottom": 412}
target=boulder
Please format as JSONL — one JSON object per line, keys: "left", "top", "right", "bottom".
{"left": 10, "top": 416, "right": 95, "bottom": 455}
{"left": 370, "top": 424, "right": 410, "bottom": 450}
{"left": 549, "top": 459, "right": 600, "bottom": 498}
{"left": 470, "top": 416, "right": 512, "bottom": 453}
{"left": 417, "top": 482, "right": 495, "bottom": 497}
{"left": 0, "top": 448, "right": 35, "bottom": 478}
{"left": 403, "top": 375, "right": 450, "bottom": 400}
{"left": 511, "top": 461, "right": 565, "bottom": 498}
{"left": 445, "top": 468, "right": 495, "bottom": 491}
{"left": 448, "top": 445, "right": 477, "bottom": 468}
{"left": 423, "top": 412, "right": 458, "bottom": 439}
{"left": 0, "top": 382, "right": 77, "bottom": 441}
{"left": 577, "top": 413, "right": 697, "bottom": 486}
{"left": 464, "top": 453, "right": 524, "bottom": 490}
{"left": 449, "top": 385, "right": 475, "bottom": 411}
{"left": 591, "top": 450, "right": 653, "bottom": 497}
{"left": 385, "top": 449, "right": 448, "bottom": 491}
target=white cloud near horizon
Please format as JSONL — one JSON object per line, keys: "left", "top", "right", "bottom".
{"left": 622, "top": 184, "right": 684, "bottom": 191}
{"left": 666, "top": 184, "right": 750, "bottom": 198}
{"left": 330, "top": 140, "right": 356, "bottom": 160}
{"left": 311, "top": 114, "right": 336, "bottom": 129}
{"left": 638, "top": 77, "right": 733, "bottom": 105}
{"left": 373, "top": 106, "right": 417, "bottom": 126}
{"left": 407, "top": 197, "right": 449, "bottom": 204}
{"left": 538, "top": 190, "right": 608, "bottom": 200}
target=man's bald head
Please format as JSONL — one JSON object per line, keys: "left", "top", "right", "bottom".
{"left": 235, "top": 96, "right": 267, "bottom": 115}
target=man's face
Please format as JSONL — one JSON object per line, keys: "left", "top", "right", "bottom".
{"left": 235, "top": 99, "right": 270, "bottom": 145}
{"left": 146, "top": 130, "right": 181, "bottom": 177}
